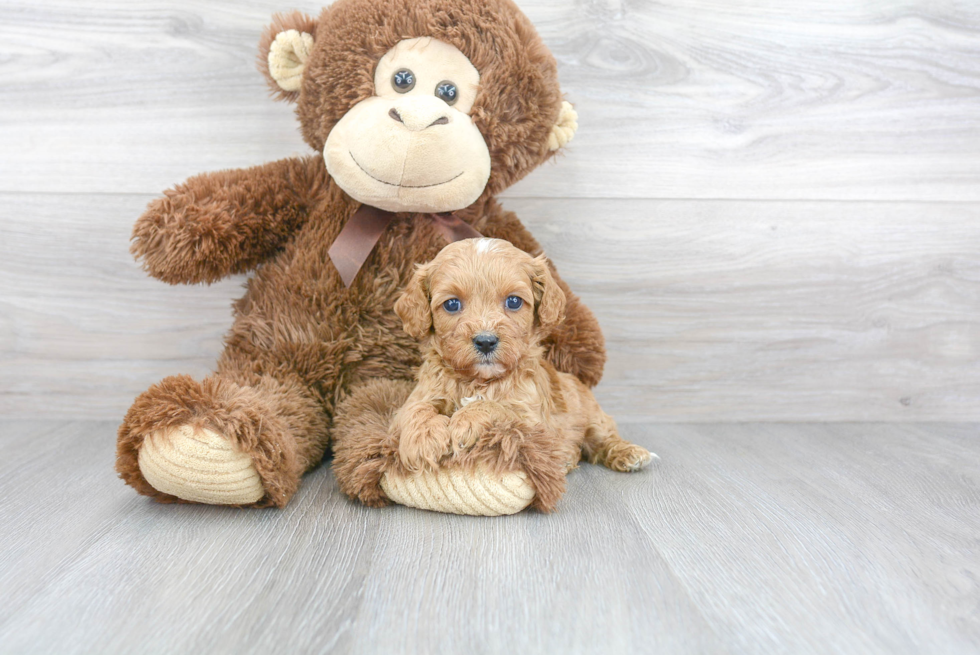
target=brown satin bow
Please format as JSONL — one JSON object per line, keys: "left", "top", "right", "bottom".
{"left": 327, "top": 205, "right": 483, "bottom": 287}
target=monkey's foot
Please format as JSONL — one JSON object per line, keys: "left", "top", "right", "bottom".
{"left": 138, "top": 425, "right": 265, "bottom": 505}
{"left": 380, "top": 465, "right": 535, "bottom": 516}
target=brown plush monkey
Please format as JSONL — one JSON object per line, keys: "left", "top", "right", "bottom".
{"left": 116, "top": 0, "right": 607, "bottom": 510}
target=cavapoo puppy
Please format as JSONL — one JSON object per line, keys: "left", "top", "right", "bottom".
{"left": 390, "top": 238, "right": 654, "bottom": 511}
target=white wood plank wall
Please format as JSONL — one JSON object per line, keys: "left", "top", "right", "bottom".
{"left": 1, "top": 0, "right": 978, "bottom": 420}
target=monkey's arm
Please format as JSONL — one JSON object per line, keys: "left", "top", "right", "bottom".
{"left": 131, "top": 156, "right": 328, "bottom": 284}
{"left": 478, "top": 202, "right": 607, "bottom": 387}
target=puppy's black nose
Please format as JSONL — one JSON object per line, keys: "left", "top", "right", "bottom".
{"left": 473, "top": 333, "right": 499, "bottom": 355}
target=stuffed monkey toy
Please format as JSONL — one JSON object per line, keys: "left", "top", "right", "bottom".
{"left": 116, "top": 0, "right": 606, "bottom": 513}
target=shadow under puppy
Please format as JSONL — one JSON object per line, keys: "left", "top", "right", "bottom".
{"left": 391, "top": 238, "right": 654, "bottom": 512}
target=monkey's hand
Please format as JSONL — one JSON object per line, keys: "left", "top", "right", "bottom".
{"left": 131, "top": 156, "right": 327, "bottom": 284}
{"left": 542, "top": 281, "right": 607, "bottom": 388}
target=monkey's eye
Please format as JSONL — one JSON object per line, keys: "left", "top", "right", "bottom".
{"left": 505, "top": 296, "right": 524, "bottom": 310}
{"left": 392, "top": 69, "right": 416, "bottom": 93}
{"left": 435, "top": 81, "right": 458, "bottom": 105}
{"left": 443, "top": 298, "right": 462, "bottom": 313}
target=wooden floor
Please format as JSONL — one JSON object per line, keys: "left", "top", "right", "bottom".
{"left": 1, "top": 421, "right": 977, "bottom": 654}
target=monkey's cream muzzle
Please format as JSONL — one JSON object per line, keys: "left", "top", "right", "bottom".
{"left": 323, "top": 37, "right": 491, "bottom": 213}
{"left": 324, "top": 94, "right": 490, "bottom": 213}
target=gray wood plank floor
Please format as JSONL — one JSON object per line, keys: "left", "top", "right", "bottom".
{"left": 1, "top": 421, "right": 978, "bottom": 654}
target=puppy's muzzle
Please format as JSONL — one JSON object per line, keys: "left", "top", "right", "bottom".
{"left": 472, "top": 332, "right": 499, "bottom": 355}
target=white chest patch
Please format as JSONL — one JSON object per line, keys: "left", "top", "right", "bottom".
{"left": 458, "top": 394, "right": 484, "bottom": 409}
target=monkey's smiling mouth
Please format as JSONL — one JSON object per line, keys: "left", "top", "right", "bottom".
{"left": 349, "top": 151, "right": 464, "bottom": 189}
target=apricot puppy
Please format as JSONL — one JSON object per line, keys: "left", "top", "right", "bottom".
{"left": 390, "top": 238, "right": 654, "bottom": 508}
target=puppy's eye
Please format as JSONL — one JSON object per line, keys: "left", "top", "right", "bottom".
{"left": 435, "top": 80, "right": 458, "bottom": 105}
{"left": 505, "top": 296, "right": 524, "bottom": 310}
{"left": 392, "top": 69, "right": 415, "bottom": 93}
{"left": 443, "top": 298, "right": 462, "bottom": 313}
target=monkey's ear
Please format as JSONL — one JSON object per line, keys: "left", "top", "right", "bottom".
{"left": 395, "top": 263, "right": 435, "bottom": 340}
{"left": 547, "top": 101, "right": 578, "bottom": 151}
{"left": 528, "top": 255, "right": 567, "bottom": 331}
{"left": 258, "top": 12, "right": 318, "bottom": 102}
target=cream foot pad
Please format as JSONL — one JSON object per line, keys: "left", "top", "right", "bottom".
{"left": 138, "top": 425, "right": 265, "bottom": 505}
{"left": 380, "top": 466, "right": 535, "bottom": 516}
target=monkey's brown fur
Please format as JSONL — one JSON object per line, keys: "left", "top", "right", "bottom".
{"left": 385, "top": 239, "right": 651, "bottom": 511}
{"left": 116, "top": 0, "right": 607, "bottom": 508}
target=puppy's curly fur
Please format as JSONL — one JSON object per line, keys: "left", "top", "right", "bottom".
{"left": 390, "top": 238, "right": 654, "bottom": 511}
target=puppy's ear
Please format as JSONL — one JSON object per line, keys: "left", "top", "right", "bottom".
{"left": 528, "top": 255, "right": 566, "bottom": 331}
{"left": 395, "top": 263, "right": 434, "bottom": 340}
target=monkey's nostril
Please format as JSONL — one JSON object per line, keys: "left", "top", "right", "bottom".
{"left": 428, "top": 116, "right": 449, "bottom": 127}
{"left": 473, "top": 333, "right": 499, "bottom": 355}
{"left": 388, "top": 108, "right": 403, "bottom": 123}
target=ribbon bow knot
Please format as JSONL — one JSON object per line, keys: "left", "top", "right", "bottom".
{"left": 327, "top": 205, "right": 483, "bottom": 287}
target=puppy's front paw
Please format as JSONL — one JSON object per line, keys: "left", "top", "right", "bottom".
{"left": 605, "top": 443, "right": 657, "bottom": 472}
{"left": 448, "top": 401, "right": 493, "bottom": 453}
{"left": 396, "top": 413, "right": 451, "bottom": 472}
